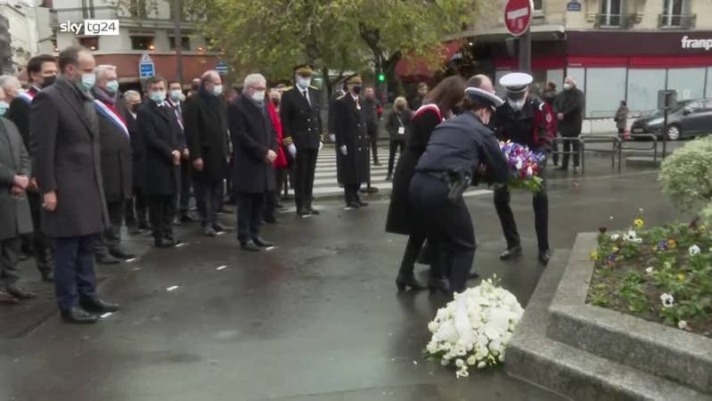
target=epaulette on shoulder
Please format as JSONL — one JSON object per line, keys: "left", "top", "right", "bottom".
{"left": 309, "top": 85, "right": 318, "bottom": 90}
{"left": 283, "top": 86, "right": 294, "bottom": 92}
{"left": 337, "top": 93, "right": 347, "bottom": 100}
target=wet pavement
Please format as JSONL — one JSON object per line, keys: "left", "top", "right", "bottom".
{"left": 0, "top": 156, "right": 684, "bottom": 401}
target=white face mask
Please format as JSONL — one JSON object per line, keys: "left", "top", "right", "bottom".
{"left": 252, "top": 90, "right": 265, "bottom": 102}
{"left": 563, "top": 83, "right": 572, "bottom": 90}
{"left": 508, "top": 98, "right": 525, "bottom": 111}
{"left": 212, "top": 84, "right": 223, "bottom": 96}
{"left": 296, "top": 76, "right": 311, "bottom": 89}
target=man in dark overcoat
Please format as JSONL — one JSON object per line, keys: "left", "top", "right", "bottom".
{"left": 0, "top": 86, "right": 34, "bottom": 304}
{"left": 280, "top": 64, "right": 323, "bottom": 217}
{"left": 137, "top": 75, "right": 184, "bottom": 248}
{"left": 185, "top": 70, "right": 230, "bottom": 237}
{"left": 228, "top": 73, "right": 278, "bottom": 252}
{"left": 334, "top": 73, "right": 369, "bottom": 209}
{"left": 6, "top": 54, "right": 57, "bottom": 282}
{"left": 554, "top": 76, "right": 585, "bottom": 172}
{"left": 92, "top": 64, "right": 134, "bottom": 264}
{"left": 30, "top": 46, "right": 118, "bottom": 324}
{"left": 123, "top": 90, "right": 148, "bottom": 233}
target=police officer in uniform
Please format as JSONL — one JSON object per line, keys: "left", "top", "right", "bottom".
{"left": 334, "top": 74, "right": 369, "bottom": 209}
{"left": 493, "top": 72, "right": 552, "bottom": 265}
{"left": 280, "top": 64, "right": 323, "bottom": 217}
{"left": 409, "top": 78, "right": 509, "bottom": 294}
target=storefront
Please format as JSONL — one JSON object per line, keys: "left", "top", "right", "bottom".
{"left": 563, "top": 31, "right": 712, "bottom": 118}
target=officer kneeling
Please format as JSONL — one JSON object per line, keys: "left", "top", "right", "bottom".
{"left": 409, "top": 80, "right": 509, "bottom": 295}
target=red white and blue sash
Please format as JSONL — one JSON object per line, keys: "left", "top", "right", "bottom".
{"left": 94, "top": 100, "right": 129, "bottom": 138}
{"left": 413, "top": 103, "right": 444, "bottom": 122}
{"left": 17, "top": 90, "right": 35, "bottom": 105}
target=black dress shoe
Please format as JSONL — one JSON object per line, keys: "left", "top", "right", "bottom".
{"left": 556, "top": 166, "right": 568, "bottom": 172}
{"left": 346, "top": 202, "right": 361, "bottom": 209}
{"left": 0, "top": 290, "right": 18, "bottom": 305}
{"left": 41, "top": 271, "right": 54, "bottom": 283}
{"left": 165, "top": 238, "right": 182, "bottom": 247}
{"left": 80, "top": 297, "right": 120, "bottom": 314}
{"left": 128, "top": 226, "right": 143, "bottom": 235}
{"left": 468, "top": 271, "right": 480, "bottom": 279}
{"left": 154, "top": 239, "right": 171, "bottom": 248}
{"left": 538, "top": 250, "right": 551, "bottom": 265}
{"left": 204, "top": 226, "right": 217, "bottom": 237}
{"left": 6, "top": 284, "right": 37, "bottom": 300}
{"left": 213, "top": 222, "right": 232, "bottom": 232}
{"left": 428, "top": 278, "right": 451, "bottom": 295}
{"left": 264, "top": 216, "right": 279, "bottom": 224}
{"left": 297, "top": 208, "right": 311, "bottom": 217}
{"left": 366, "top": 187, "right": 379, "bottom": 194}
{"left": 240, "top": 241, "right": 261, "bottom": 252}
{"left": 252, "top": 237, "right": 273, "bottom": 248}
{"left": 138, "top": 222, "right": 151, "bottom": 230}
{"left": 395, "top": 274, "right": 426, "bottom": 291}
{"left": 385, "top": 174, "right": 393, "bottom": 181}
{"left": 109, "top": 248, "right": 135, "bottom": 260}
{"left": 499, "top": 246, "right": 523, "bottom": 260}
{"left": 308, "top": 208, "right": 320, "bottom": 215}
{"left": 96, "top": 254, "right": 121, "bottom": 265}
{"left": 60, "top": 307, "right": 98, "bottom": 324}
{"left": 180, "top": 214, "right": 199, "bottom": 223}
{"left": 357, "top": 200, "right": 369, "bottom": 207}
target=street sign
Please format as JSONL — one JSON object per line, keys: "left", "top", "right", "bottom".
{"left": 215, "top": 60, "right": 229, "bottom": 75}
{"left": 504, "top": 0, "right": 533, "bottom": 37}
{"left": 566, "top": 0, "right": 582, "bottom": 12}
{"left": 138, "top": 52, "right": 155, "bottom": 78}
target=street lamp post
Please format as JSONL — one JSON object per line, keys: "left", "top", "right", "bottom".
{"left": 173, "top": 0, "right": 183, "bottom": 85}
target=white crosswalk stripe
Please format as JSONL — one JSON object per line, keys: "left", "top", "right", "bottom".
{"left": 308, "top": 145, "right": 492, "bottom": 199}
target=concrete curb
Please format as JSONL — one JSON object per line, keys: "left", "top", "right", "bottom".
{"left": 625, "top": 156, "right": 661, "bottom": 168}
{"left": 548, "top": 233, "right": 712, "bottom": 394}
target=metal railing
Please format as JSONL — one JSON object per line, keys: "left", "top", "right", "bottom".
{"left": 580, "top": 135, "right": 622, "bottom": 173}
{"left": 621, "top": 134, "right": 659, "bottom": 165}
{"left": 551, "top": 137, "right": 586, "bottom": 174}
{"left": 593, "top": 14, "right": 637, "bottom": 29}
{"left": 658, "top": 14, "right": 696, "bottom": 29}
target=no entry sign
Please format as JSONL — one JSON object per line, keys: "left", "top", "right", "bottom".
{"left": 505, "top": 0, "right": 533, "bottom": 37}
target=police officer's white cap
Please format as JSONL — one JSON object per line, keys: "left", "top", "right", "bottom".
{"left": 465, "top": 87, "right": 504, "bottom": 108}
{"left": 499, "top": 72, "right": 533, "bottom": 94}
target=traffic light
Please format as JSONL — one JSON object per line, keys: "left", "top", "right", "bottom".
{"left": 377, "top": 73, "right": 385, "bottom": 82}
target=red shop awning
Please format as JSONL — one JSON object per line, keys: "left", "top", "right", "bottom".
{"left": 395, "top": 42, "right": 464, "bottom": 78}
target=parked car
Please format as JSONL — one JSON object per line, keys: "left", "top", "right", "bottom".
{"left": 629, "top": 99, "right": 712, "bottom": 140}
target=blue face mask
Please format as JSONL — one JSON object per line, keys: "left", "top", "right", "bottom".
{"left": 0, "top": 101, "right": 8, "bottom": 116}
{"left": 150, "top": 91, "right": 166, "bottom": 104}
{"left": 80, "top": 73, "right": 96, "bottom": 91}
{"left": 106, "top": 80, "right": 119, "bottom": 93}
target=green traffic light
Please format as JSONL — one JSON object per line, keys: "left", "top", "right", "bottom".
{"left": 377, "top": 73, "right": 385, "bottom": 82}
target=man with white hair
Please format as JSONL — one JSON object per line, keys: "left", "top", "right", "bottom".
{"left": 184, "top": 70, "right": 230, "bottom": 237}
{"left": 0, "top": 75, "right": 23, "bottom": 103}
{"left": 91, "top": 64, "right": 134, "bottom": 264}
{"left": 227, "top": 73, "right": 278, "bottom": 251}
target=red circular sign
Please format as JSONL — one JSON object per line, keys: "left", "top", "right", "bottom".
{"left": 504, "top": 0, "right": 533, "bottom": 37}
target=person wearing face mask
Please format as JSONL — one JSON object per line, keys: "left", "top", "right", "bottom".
{"left": 0, "top": 85, "right": 34, "bottom": 306}
{"left": 30, "top": 46, "right": 119, "bottom": 324}
{"left": 0, "top": 75, "right": 23, "bottom": 104}
{"left": 136, "top": 75, "right": 184, "bottom": 249}
{"left": 385, "top": 96, "right": 411, "bottom": 181}
{"left": 263, "top": 88, "right": 289, "bottom": 223}
{"left": 279, "top": 64, "right": 323, "bottom": 217}
{"left": 409, "top": 77, "right": 509, "bottom": 295}
{"left": 91, "top": 65, "right": 134, "bottom": 265}
{"left": 184, "top": 70, "right": 232, "bottom": 237}
{"left": 554, "top": 76, "right": 585, "bottom": 172}
{"left": 493, "top": 72, "right": 553, "bottom": 265}
{"left": 228, "top": 73, "right": 279, "bottom": 251}
{"left": 122, "top": 90, "right": 150, "bottom": 235}
{"left": 7, "top": 54, "right": 57, "bottom": 284}
{"left": 334, "top": 73, "right": 370, "bottom": 209}
{"left": 166, "top": 80, "right": 198, "bottom": 225}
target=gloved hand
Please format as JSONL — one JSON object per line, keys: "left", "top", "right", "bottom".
{"left": 288, "top": 143, "right": 297, "bottom": 157}
{"left": 319, "top": 141, "right": 323, "bottom": 151}
{"left": 340, "top": 145, "right": 347, "bottom": 156}
{"left": 329, "top": 133, "right": 336, "bottom": 142}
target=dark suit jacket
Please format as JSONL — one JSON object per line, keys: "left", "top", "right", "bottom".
{"left": 93, "top": 94, "right": 132, "bottom": 202}
{"left": 30, "top": 76, "right": 108, "bottom": 237}
{"left": 228, "top": 96, "right": 278, "bottom": 194}
{"left": 137, "top": 100, "right": 182, "bottom": 196}
{"left": 6, "top": 87, "right": 39, "bottom": 153}
{"left": 184, "top": 91, "right": 229, "bottom": 182}
{"left": 334, "top": 94, "right": 369, "bottom": 185}
{"left": 124, "top": 108, "right": 144, "bottom": 189}
{"left": 279, "top": 86, "right": 322, "bottom": 150}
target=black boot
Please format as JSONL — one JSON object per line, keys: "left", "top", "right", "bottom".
{"left": 395, "top": 273, "right": 426, "bottom": 291}
{"left": 60, "top": 307, "right": 98, "bottom": 324}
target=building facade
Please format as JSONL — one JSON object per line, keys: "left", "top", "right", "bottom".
{"left": 50, "top": 0, "right": 220, "bottom": 84}
{"left": 0, "top": 0, "right": 53, "bottom": 73}
{"left": 424, "top": 0, "right": 712, "bottom": 118}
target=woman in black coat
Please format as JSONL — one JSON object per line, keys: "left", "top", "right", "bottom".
{"left": 385, "top": 75, "right": 467, "bottom": 291}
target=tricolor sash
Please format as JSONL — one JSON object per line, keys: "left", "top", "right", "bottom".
{"left": 17, "top": 91, "right": 35, "bottom": 105}
{"left": 94, "top": 100, "right": 129, "bottom": 138}
{"left": 414, "top": 104, "right": 444, "bottom": 122}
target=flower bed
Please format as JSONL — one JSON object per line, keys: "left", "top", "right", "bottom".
{"left": 588, "top": 219, "right": 712, "bottom": 338}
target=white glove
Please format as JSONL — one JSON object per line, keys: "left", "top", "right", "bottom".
{"left": 329, "top": 134, "right": 336, "bottom": 142}
{"left": 288, "top": 143, "right": 297, "bottom": 157}
{"left": 319, "top": 141, "right": 323, "bottom": 151}
{"left": 340, "top": 145, "right": 347, "bottom": 156}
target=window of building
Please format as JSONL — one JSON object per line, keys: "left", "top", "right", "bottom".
{"left": 600, "top": 0, "right": 623, "bottom": 26}
{"left": 131, "top": 35, "right": 154, "bottom": 51}
{"left": 78, "top": 36, "right": 99, "bottom": 51}
{"left": 129, "top": 0, "right": 147, "bottom": 18}
{"left": 662, "top": 0, "right": 686, "bottom": 27}
{"left": 533, "top": 0, "right": 543, "bottom": 11}
{"left": 169, "top": 36, "right": 190, "bottom": 51}
{"left": 667, "top": 68, "right": 705, "bottom": 101}
{"left": 583, "top": 68, "right": 626, "bottom": 118}
{"left": 627, "top": 69, "right": 666, "bottom": 113}
{"left": 547, "top": 69, "right": 564, "bottom": 89}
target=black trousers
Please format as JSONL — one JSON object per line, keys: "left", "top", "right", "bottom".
{"left": 388, "top": 140, "right": 405, "bottom": 176}
{"left": 28, "top": 191, "right": 53, "bottom": 275}
{"left": 493, "top": 162, "right": 549, "bottom": 252}
{"left": 125, "top": 188, "right": 149, "bottom": 228}
{"left": 236, "top": 192, "right": 265, "bottom": 243}
{"left": 176, "top": 158, "right": 192, "bottom": 216}
{"left": 0, "top": 237, "right": 21, "bottom": 286}
{"left": 369, "top": 136, "right": 379, "bottom": 165}
{"left": 148, "top": 195, "right": 175, "bottom": 241}
{"left": 194, "top": 179, "right": 223, "bottom": 228}
{"left": 561, "top": 134, "right": 581, "bottom": 168}
{"left": 344, "top": 184, "right": 362, "bottom": 205}
{"left": 96, "top": 200, "right": 125, "bottom": 256}
{"left": 294, "top": 148, "right": 318, "bottom": 211}
{"left": 265, "top": 169, "right": 287, "bottom": 220}
{"left": 409, "top": 173, "right": 476, "bottom": 294}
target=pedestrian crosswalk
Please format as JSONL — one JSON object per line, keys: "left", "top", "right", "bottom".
{"left": 310, "top": 145, "right": 492, "bottom": 200}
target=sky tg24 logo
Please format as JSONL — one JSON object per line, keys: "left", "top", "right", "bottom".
{"left": 59, "top": 20, "right": 120, "bottom": 36}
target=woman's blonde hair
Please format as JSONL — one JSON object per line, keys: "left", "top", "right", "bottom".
{"left": 393, "top": 96, "right": 407, "bottom": 111}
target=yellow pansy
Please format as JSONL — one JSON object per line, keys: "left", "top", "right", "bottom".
{"left": 612, "top": 246, "right": 619, "bottom": 253}
{"left": 677, "top": 274, "right": 686, "bottom": 282}
{"left": 633, "top": 218, "right": 644, "bottom": 229}
{"left": 668, "top": 239, "right": 677, "bottom": 249}
{"left": 700, "top": 225, "right": 707, "bottom": 232}
{"left": 589, "top": 251, "right": 599, "bottom": 261}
